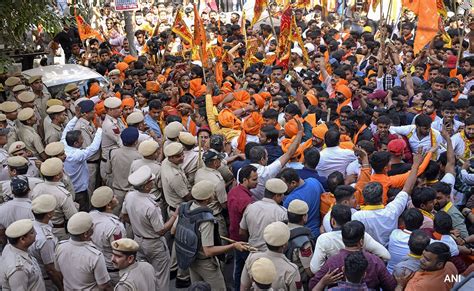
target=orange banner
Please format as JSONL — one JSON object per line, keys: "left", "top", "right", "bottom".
{"left": 76, "top": 15, "right": 104, "bottom": 42}
{"left": 402, "top": 0, "right": 439, "bottom": 55}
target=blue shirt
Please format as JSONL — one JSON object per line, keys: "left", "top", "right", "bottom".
{"left": 283, "top": 178, "right": 324, "bottom": 237}
{"left": 144, "top": 114, "right": 162, "bottom": 138}
{"left": 297, "top": 167, "right": 328, "bottom": 191}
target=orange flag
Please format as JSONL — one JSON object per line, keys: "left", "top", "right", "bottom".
{"left": 192, "top": 4, "right": 208, "bottom": 66}
{"left": 402, "top": 0, "right": 439, "bottom": 55}
{"left": 172, "top": 9, "right": 192, "bottom": 45}
{"left": 252, "top": 0, "right": 267, "bottom": 26}
{"left": 75, "top": 15, "right": 104, "bottom": 42}
{"left": 295, "top": 0, "right": 310, "bottom": 8}
{"left": 276, "top": 5, "right": 292, "bottom": 67}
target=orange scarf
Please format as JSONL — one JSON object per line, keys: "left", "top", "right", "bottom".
{"left": 237, "top": 112, "right": 263, "bottom": 152}
{"left": 353, "top": 124, "right": 367, "bottom": 145}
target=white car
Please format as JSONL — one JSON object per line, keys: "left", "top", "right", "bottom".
{"left": 22, "top": 64, "right": 108, "bottom": 98}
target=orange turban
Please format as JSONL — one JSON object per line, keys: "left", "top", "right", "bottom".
{"left": 146, "top": 81, "right": 160, "bottom": 93}
{"left": 115, "top": 91, "right": 121, "bottom": 99}
{"left": 116, "top": 62, "right": 129, "bottom": 72}
{"left": 335, "top": 85, "right": 352, "bottom": 99}
{"left": 281, "top": 136, "right": 311, "bottom": 161}
{"left": 121, "top": 98, "right": 135, "bottom": 109}
{"left": 89, "top": 83, "right": 101, "bottom": 98}
{"left": 306, "top": 93, "right": 318, "bottom": 106}
{"left": 252, "top": 94, "right": 265, "bottom": 109}
{"left": 312, "top": 123, "right": 328, "bottom": 140}
{"left": 157, "top": 74, "right": 166, "bottom": 84}
{"left": 339, "top": 134, "right": 355, "bottom": 150}
{"left": 218, "top": 109, "right": 241, "bottom": 130}
{"left": 284, "top": 116, "right": 304, "bottom": 138}
{"left": 304, "top": 113, "right": 318, "bottom": 128}
{"left": 95, "top": 101, "right": 105, "bottom": 116}
{"left": 124, "top": 55, "right": 137, "bottom": 64}
{"left": 237, "top": 112, "right": 263, "bottom": 152}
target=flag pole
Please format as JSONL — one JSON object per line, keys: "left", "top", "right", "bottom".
{"left": 265, "top": 5, "right": 278, "bottom": 47}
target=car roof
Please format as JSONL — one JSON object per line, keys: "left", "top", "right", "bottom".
{"left": 22, "top": 64, "right": 105, "bottom": 88}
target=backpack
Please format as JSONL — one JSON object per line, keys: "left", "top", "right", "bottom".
{"left": 285, "top": 226, "right": 315, "bottom": 260}
{"left": 174, "top": 201, "right": 217, "bottom": 269}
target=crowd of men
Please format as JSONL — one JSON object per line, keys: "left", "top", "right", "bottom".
{"left": 1, "top": 0, "right": 474, "bottom": 290}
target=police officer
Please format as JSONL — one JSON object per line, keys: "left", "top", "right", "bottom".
{"left": 240, "top": 178, "right": 288, "bottom": 251}
{"left": 163, "top": 121, "right": 184, "bottom": 148}
{"left": 89, "top": 186, "right": 126, "bottom": 285}
{"left": 161, "top": 142, "right": 192, "bottom": 214}
{"left": 286, "top": 199, "right": 314, "bottom": 289}
{"left": 0, "top": 176, "right": 34, "bottom": 229}
{"left": 16, "top": 107, "right": 47, "bottom": 160}
{"left": 130, "top": 140, "right": 162, "bottom": 202}
{"left": 126, "top": 111, "right": 154, "bottom": 143}
{"left": 0, "top": 126, "right": 9, "bottom": 165}
{"left": 31, "top": 157, "right": 78, "bottom": 240}
{"left": 1, "top": 219, "right": 46, "bottom": 290}
{"left": 44, "top": 141, "right": 76, "bottom": 200}
{"left": 250, "top": 257, "right": 277, "bottom": 290}
{"left": 241, "top": 221, "right": 303, "bottom": 291}
{"left": 30, "top": 194, "right": 63, "bottom": 290}
{"left": 195, "top": 148, "right": 228, "bottom": 238}
{"left": 74, "top": 99, "right": 101, "bottom": 194}
{"left": 7, "top": 141, "right": 40, "bottom": 177}
{"left": 111, "top": 238, "right": 156, "bottom": 291}
{"left": 101, "top": 97, "right": 126, "bottom": 181}
{"left": 0, "top": 101, "right": 20, "bottom": 145}
{"left": 174, "top": 180, "right": 249, "bottom": 289}
{"left": 3, "top": 76, "right": 21, "bottom": 101}
{"left": 0, "top": 156, "right": 42, "bottom": 203}
{"left": 123, "top": 165, "right": 176, "bottom": 290}
{"left": 29, "top": 75, "right": 51, "bottom": 119}
{"left": 105, "top": 127, "right": 141, "bottom": 215}
{"left": 179, "top": 131, "right": 200, "bottom": 185}
{"left": 44, "top": 105, "right": 67, "bottom": 144}
{"left": 55, "top": 212, "right": 112, "bottom": 290}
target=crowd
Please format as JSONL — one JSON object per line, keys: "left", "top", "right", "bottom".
{"left": 1, "top": 0, "right": 474, "bottom": 290}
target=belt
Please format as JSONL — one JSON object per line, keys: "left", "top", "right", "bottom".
{"left": 87, "top": 160, "right": 101, "bottom": 164}
{"left": 107, "top": 268, "right": 120, "bottom": 273}
{"left": 135, "top": 234, "right": 160, "bottom": 240}
{"left": 53, "top": 223, "right": 65, "bottom": 228}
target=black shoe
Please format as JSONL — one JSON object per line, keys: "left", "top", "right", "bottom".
{"left": 175, "top": 278, "right": 191, "bottom": 289}
{"left": 170, "top": 269, "right": 177, "bottom": 280}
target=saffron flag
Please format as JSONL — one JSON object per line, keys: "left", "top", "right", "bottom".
{"left": 76, "top": 15, "right": 104, "bottom": 42}
{"left": 295, "top": 0, "right": 310, "bottom": 9}
{"left": 252, "top": 0, "right": 267, "bottom": 26}
{"left": 172, "top": 9, "right": 192, "bottom": 45}
{"left": 277, "top": 5, "right": 292, "bottom": 64}
{"left": 192, "top": 4, "right": 208, "bottom": 66}
{"left": 290, "top": 15, "right": 309, "bottom": 65}
{"left": 402, "top": 0, "right": 439, "bottom": 55}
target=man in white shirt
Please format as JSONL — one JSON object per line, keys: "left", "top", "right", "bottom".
{"left": 310, "top": 204, "right": 390, "bottom": 273}
{"left": 430, "top": 101, "right": 464, "bottom": 133}
{"left": 321, "top": 185, "right": 357, "bottom": 233}
{"left": 386, "top": 208, "right": 425, "bottom": 273}
{"left": 390, "top": 114, "right": 444, "bottom": 158}
{"left": 451, "top": 116, "right": 474, "bottom": 160}
{"left": 316, "top": 130, "right": 357, "bottom": 178}
{"left": 352, "top": 152, "right": 422, "bottom": 246}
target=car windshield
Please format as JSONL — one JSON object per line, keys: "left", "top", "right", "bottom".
{"left": 48, "top": 78, "right": 108, "bottom": 99}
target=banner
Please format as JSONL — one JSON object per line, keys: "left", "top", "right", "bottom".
{"left": 115, "top": 0, "right": 139, "bottom": 11}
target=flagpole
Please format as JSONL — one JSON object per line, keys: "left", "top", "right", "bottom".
{"left": 265, "top": 5, "right": 278, "bottom": 47}
{"left": 455, "top": 11, "right": 469, "bottom": 69}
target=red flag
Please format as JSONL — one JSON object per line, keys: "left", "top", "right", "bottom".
{"left": 277, "top": 5, "right": 292, "bottom": 67}
{"left": 402, "top": 0, "right": 439, "bottom": 55}
{"left": 76, "top": 15, "right": 104, "bottom": 42}
{"left": 172, "top": 9, "right": 192, "bottom": 44}
{"left": 252, "top": 0, "right": 267, "bottom": 26}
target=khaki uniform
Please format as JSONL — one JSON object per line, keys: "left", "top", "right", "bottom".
{"left": 31, "top": 181, "right": 78, "bottom": 240}
{"left": 105, "top": 147, "right": 141, "bottom": 215}
{"left": 161, "top": 158, "right": 191, "bottom": 210}
{"left": 55, "top": 240, "right": 110, "bottom": 290}
{"left": 122, "top": 190, "right": 170, "bottom": 290}
{"left": 287, "top": 223, "right": 314, "bottom": 285}
{"left": 74, "top": 117, "right": 101, "bottom": 193}
{"left": 5, "top": 119, "right": 18, "bottom": 147}
{"left": 0, "top": 244, "right": 46, "bottom": 291}
{"left": 0, "top": 197, "right": 35, "bottom": 228}
{"left": 240, "top": 198, "right": 288, "bottom": 251}
{"left": 114, "top": 261, "right": 156, "bottom": 291}
{"left": 34, "top": 91, "right": 51, "bottom": 119}
{"left": 241, "top": 250, "right": 302, "bottom": 291}
{"left": 182, "top": 148, "right": 201, "bottom": 185}
{"left": 44, "top": 123, "right": 63, "bottom": 144}
{"left": 16, "top": 124, "right": 45, "bottom": 157}
{"left": 0, "top": 176, "right": 43, "bottom": 203}
{"left": 101, "top": 114, "right": 125, "bottom": 180}
{"left": 89, "top": 210, "right": 126, "bottom": 285}
{"left": 187, "top": 202, "right": 226, "bottom": 289}
{"left": 130, "top": 158, "right": 162, "bottom": 201}
{"left": 29, "top": 220, "right": 58, "bottom": 290}
{"left": 195, "top": 166, "right": 228, "bottom": 237}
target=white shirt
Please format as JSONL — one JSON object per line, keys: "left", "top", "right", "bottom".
{"left": 431, "top": 118, "right": 464, "bottom": 133}
{"left": 460, "top": 169, "right": 474, "bottom": 185}
{"left": 230, "top": 134, "right": 259, "bottom": 150}
{"left": 387, "top": 229, "right": 411, "bottom": 273}
{"left": 438, "top": 235, "right": 459, "bottom": 256}
{"left": 352, "top": 191, "right": 409, "bottom": 247}
{"left": 346, "top": 160, "right": 361, "bottom": 177}
{"left": 316, "top": 146, "right": 357, "bottom": 178}
{"left": 62, "top": 117, "right": 103, "bottom": 193}
{"left": 309, "top": 230, "right": 391, "bottom": 273}
{"left": 249, "top": 160, "right": 282, "bottom": 200}
{"left": 389, "top": 125, "right": 444, "bottom": 157}
{"left": 322, "top": 208, "right": 357, "bottom": 233}
{"left": 451, "top": 131, "right": 472, "bottom": 159}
